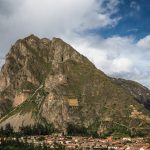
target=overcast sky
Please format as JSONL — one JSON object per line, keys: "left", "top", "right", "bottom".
{"left": 0, "top": 0, "right": 150, "bottom": 88}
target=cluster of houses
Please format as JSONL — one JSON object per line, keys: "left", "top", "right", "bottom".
{"left": 8, "top": 134, "right": 149, "bottom": 150}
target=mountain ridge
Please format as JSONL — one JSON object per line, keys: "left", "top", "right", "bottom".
{"left": 0, "top": 35, "right": 149, "bottom": 136}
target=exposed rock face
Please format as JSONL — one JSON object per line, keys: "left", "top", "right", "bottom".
{"left": 14, "top": 92, "right": 30, "bottom": 107}
{"left": 0, "top": 112, "right": 34, "bottom": 131}
{"left": 0, "top": 35, "right": 149, "bottom": 134}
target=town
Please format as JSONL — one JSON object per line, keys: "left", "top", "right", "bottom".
{"left": 1, "top": 134, "right": 150, "bottom": 150}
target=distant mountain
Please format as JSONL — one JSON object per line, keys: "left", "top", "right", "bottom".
{"left": 0, "top": 35, "right": 149, "bottom": 136}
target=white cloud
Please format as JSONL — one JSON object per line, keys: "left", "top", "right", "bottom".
{"left": 0, "top": 0, "right": 150, "bottom": 88}
{"left": 137, "top": 35, "right": 150, "bottom": 49}
{"left": 0, "top": 0, "right": 121, "bottom": 53}
{"left": 112, "top": 58, "right": 132, "bottom": 72}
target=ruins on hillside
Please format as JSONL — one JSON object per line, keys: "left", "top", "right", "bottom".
{"left": 68, "top": 99, "right": 79, "bottom": 107}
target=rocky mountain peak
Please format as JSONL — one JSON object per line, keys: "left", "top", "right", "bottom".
{"left": 6, "top": 35, "right": 89, "bottom": 64}
{"left": 0, "top": 35, "right": 95, "bottom": 99}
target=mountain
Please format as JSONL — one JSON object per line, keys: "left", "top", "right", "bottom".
{"left": 0, "top": 35, "right": 149, "bottom": 136}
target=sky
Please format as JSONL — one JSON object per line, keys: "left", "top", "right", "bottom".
{"left": 0, "top": 0, "right": 150, "bottom": 88}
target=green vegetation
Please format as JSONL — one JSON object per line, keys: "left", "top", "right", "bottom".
{"left": 20, "top": 81, "right": 36, "bottom": 91}
{"left": 0, "top": 123, "right": 56, "bottom": 137}
{"left": 0, "top": 123, "right": 14, "bottom": 137}
{"left": 67, "top": 123, "right": 89, "bottom": 136}
{"left": 20, "top": 124, "right": 56, "bottom": 136}
{"left": 0, "top": 139, "right": 50, "bottom": 150}
{"left": 0, "top": 86, "right": 48, "bottom": 122}
{"left": 67, "top": 121, "right": 150, "bottom": 138}
{"left": 67, "top": 123, "right": 99, "bottom": 138}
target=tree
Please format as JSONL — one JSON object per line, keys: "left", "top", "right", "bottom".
{"left": 0, "top": 127, "right": 4, "bottom": 137}
{"left": 5, "top": 123, "right": 14, "bottom": 137}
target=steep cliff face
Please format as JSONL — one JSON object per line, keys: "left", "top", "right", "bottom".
{"left": 0, "top": 35, "right": 149, "bottom": 134}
